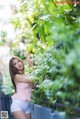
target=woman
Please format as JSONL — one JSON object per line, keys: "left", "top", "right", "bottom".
{"left": 9, "top": 55, "right": 35, "bottom": 119}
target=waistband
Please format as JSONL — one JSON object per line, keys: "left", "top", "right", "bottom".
{"left": 12, "top": 99, "right": 29, "bottom": 103}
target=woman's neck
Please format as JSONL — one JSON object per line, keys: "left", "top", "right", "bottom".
{"left": 18, "top": 70, "right": 23, "bottom": 74}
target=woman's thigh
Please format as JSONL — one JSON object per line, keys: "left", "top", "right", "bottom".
{"left": 12, "top": 110, "right": 27, "bottom": 119}
{"left": 25, "top": 113, "right": 31, "bottom": 119}
{"left": 11, "top": 99, "right": 30, "bottom": 113}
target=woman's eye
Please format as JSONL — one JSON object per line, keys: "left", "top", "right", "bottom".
{"left": 13, "top": 62, "right": 17, "bottom": 65}
{"left": 18, "top": 60, "right": 20, "bottom": 62}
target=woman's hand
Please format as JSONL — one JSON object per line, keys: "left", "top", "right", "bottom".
{"left": 26, "top": 53, "right": 33, "bottom": 67}
{"left": 28, "top": 77, "right": 36, "bottom": 89}
{"left": 30, "top": 82, "right": 36, "bottom": 89}
{"left": 24, "top": 74, "right": 36, "bottom": 89}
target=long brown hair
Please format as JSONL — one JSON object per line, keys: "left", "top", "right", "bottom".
{"left": 9, "top": 56, "right": 24, "bottom": 92}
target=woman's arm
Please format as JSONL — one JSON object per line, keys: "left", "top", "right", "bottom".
{"left": 26, "top": 53, "right": 33, "bottom": 67}
{"left": 14, "top": 74, "right": 34, "bottom": 84}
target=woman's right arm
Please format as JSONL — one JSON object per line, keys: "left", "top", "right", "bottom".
{"left": 14, "top": 74, "right": 33, "bottom": 84}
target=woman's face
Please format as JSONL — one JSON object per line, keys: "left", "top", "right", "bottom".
{"left": 13, "top": 58, "right": 24, "bottom": 71}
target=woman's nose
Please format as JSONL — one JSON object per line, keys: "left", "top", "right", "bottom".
{"left": 18, "top": 62, "right": 21, "bottom": 65}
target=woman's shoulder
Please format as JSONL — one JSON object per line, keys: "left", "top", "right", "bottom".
{"left": 15, "top": 73, "right": 24, "bottom": 77}
{"left": 14, "top": 73, "right": 29, "bottom": 83}
{"left": 14, "top": 74, "right": 24, "bottom": 80}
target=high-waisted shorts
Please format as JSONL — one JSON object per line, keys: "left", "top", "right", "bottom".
{"left": 10, "top": 99, "right": 31, "bottom": 114}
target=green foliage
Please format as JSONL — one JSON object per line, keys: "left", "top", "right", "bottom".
{"left": 0, "top": 31, "right": 7, "bottom": 46}
{"left": 13, "top": 49, "right": 27, "bottom": 60}
{"left": 9, "top": 0, "right": 79, "bottom": 53}
{"left": 30, "top": 22, "right": 80, "bottom": 115}
{"left": 1, "top": 74, "right": 14, "bottom": 95}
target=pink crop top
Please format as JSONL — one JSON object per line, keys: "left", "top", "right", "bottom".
{"left": 11, "top": 82, "right": 32, "bottom": 101}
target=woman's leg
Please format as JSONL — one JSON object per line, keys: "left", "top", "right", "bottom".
{"left": 25, "top": 113, "right": 31, "bottom": 119}
{"left": 12, "top": 110, "right": 28, "bottom": 119}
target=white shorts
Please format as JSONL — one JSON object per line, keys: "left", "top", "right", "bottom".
{"left": 10, "top": 99, "right": 31, "bottom": 114}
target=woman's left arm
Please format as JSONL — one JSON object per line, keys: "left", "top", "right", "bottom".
{"left": 25, "top": 53, "right": 33, "bottom": 67}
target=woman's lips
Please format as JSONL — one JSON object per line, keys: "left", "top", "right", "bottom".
{"left": 19, "top": 65, "right": 22, "bottom": 68}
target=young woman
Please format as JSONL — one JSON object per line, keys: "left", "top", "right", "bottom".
{"left": 9, "top": 55, "right": 35, "bottom": 119}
